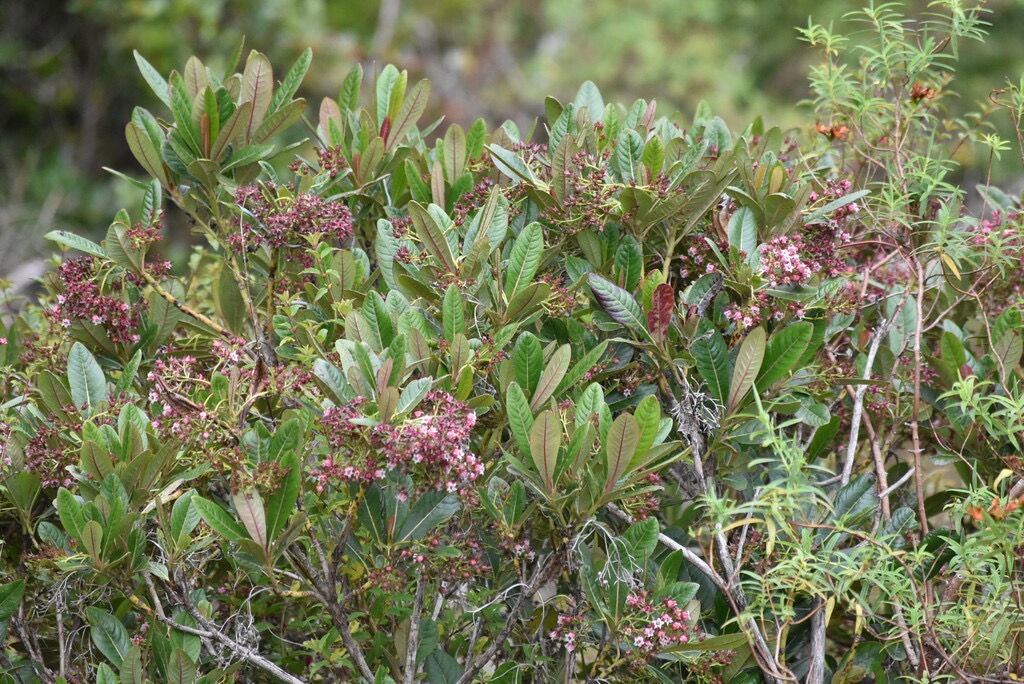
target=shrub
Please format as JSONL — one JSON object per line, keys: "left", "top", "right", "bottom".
{"left": 2, "top": 2, "right": 1024, "bottom": 682}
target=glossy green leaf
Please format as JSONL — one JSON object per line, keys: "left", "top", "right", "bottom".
{"left": 691, "top": 324, "right": 730, "bottom": 406}
{"left": 756, "top": 321, "right": 812, "bottom": 390}
{"left": 87, "top": 607, "right": 131, "bottom": 669}
{"left": 387, "top": 79, "right": 431, "bottom": 152}
{"left": 727, "top": 327, "right": 765, "bottom": 411}
{"left": 45, "top": 230, "right": 107, "bottom": 260}
{"left": 396, "top": 492, "right": 460, "bottom": 542}
{"left": 530, "top": 344, "right": 571, "bottom": 412}
{"left": 604, "top": 413, "right": 640, "bottom": 492}
{"left": 513, "top": 333, "right": 544, "bottom": 396}
{"left": 504, "top": 222, "right": 544, "bottom": 299}
{"left": 193, "top": 496, "right": 247, "bottom": 542}
{"left": 506, "top": 381, "right": 534, "bottom": 460}
{"left": 68, "top": 342, "right": 108, "bottom": 411}
{"left": 265, "top": 451, "right": 300, "bottom": 542}
{"left": 529, "top": 410, "right": 561, "bottom": 493}
{"left": 588, "top": 273, "right": 649, "bottom": 336}
{"left": 442, "top": 284, "right": 464, "bottom": 343}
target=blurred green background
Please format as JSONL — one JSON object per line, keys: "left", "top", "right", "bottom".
{"left": 3, "top": 0, "right": 1024, "bottom": 281}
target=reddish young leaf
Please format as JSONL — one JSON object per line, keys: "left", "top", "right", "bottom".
{"left": 647, "top": 283, "right": 675, "bottom": 343}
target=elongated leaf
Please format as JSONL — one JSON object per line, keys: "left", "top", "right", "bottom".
{"left": 375, "top": 64, "right": 401, "bottom": 129}
{"left": 727, "top": 206, "right": 757, "bottom": 258}
{"left": 210, "top": 101, "right": 252, "bottom": 161}
{"left": 397, "top": 377, "right": 433, "bottom": 416}
{"left": 589, "top": 273, "right": 649, "bottom": 337}
{"left": 830, "top": 475, "right": 878, "bottom": 529}
{"left": 506, "top": 381, "right": 534, "bottom": 460}
{"left": 80, "top": 520, "right": 104, "bottom": 562}
{"left": 425, "top": 649, "right": 465, "bottom": 684}
{"left": 0, "top": 581, "right": 25, "bottom": 625}
{"left": 45, "top": 230, "right": 107, "bottom": 259}
{"left": 87, "top": 607, "right": 131, "bottom": 668}
{"left": 441, "top": 124, "right": 467, "bottom": 183}
{"left": 265, "top": 451, "right": 300, "bottom": 541}
{"left": 126, "top": 122, "right": 169, "bottom": 186}
{"left": 530, "top": 411, "right": 561, "bottom": 493}
{"left": 756, "top": 321, "right": 812, "bottom": 390}
{"left": 68, "top": 342, "right": 107, "bottom": 410}
{"left": 230, "top": 493, "right": 266, "bottom": 548}
{"left": 133, "top": 51, "right": 172, "bottom": 109}
{"left": 691, "top": 325, "right": 729, "bottom": 406}
{"left": 604, "top": 414, "right": 640, "bottom": 492}
{"left": 340, "top": 64, "right": 363, "bottom": 111}
{"left": 513, "top": 333, "right": 544, "bottom": 396}
{"left": 486, "top": 144, "right": 543, "bottom": 187}
{"left": 727, "top": 327, "right": 765, "bottom": 411}
{"left": 56, "top": 488, "right": 85, "bottom": 540}
{"left": 409, "top": 202, "right": 457, "bottom": 272}
{"left": 504, "top": 222, "right": 544, "bottom": 299}
{"left": 386, "top": 79, "right": 431, "bottom": 152}
{"left": 614, "top": 236, "right": 643, "bottom": 291}
{"left": 241, "top": 51, "right": 274, "bottom": 141}
{"left": 632, "top": 395, "right": 661, "bottom": 463}
{"left": 193, "top": 496, "right": 247, "bottom": 542}
{"left": 647, "top": 283, "right": 674, "bottom": 343}
{"left": 556, "top": 341, "right": 608, "bottom": 397}
{"left": 530, "top": 344, "right": 571, "bottom": 411}
{"left": 502, "top": 282, "right": 550, "bottom": 324}
{"left": 254, "top": 98, "right": 305, "bottom": 144}
{"left": 443, "top": 284, "right": 464, "bottom": 343}
{"left": 396, "top": 492, "right": 460, "bottom": 542}
{"left": 166, "top": 648, "right": 197, "bottom": 684}
{"left": 268, "top": 47, "right": 312, "bottom": 114}
{"left": 616, "top": 129, "right": 645, "bottom": 182}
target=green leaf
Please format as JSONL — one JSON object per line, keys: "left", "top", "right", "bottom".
{"left": 727, "top": 206, "right": 757, "bottom": 259}
{"left": 632, "top": 395, "right": 661, "bottom": 463}
{"left": 504, "top": 222, "right": 544, "bottom": 299}
{"left": 530, "top": 344, "right": 572, "bottom": 412}
{"left": 756, "top": 322, "right": 812, "bottom": 390}
{"left": 513, "top": 333, "right": 544, "bottom": 396}
{"left": 530, "top": 410, "right": 561, "bottom": 493}
{"left": 253, "top": 98, "right": 306, "bottom": 144}
{"left": 486, "top": 144, "right": 544, "bottom": 188}
{"left": 56, "top": 488, "right": 85, "bottom": 541}
{"left": 210, "top": 100, "right": 252, "bottom": 161}
{"left": 241, "top": 50, "right": 274, "bottom": 141}
{"left": 502, "top": 282, "right": 551, "bottom": 324}
{"left": 425, "top": 650, "right": 465, "bottom": 684}
{"left": 45, "top": 230, "right": 108, "bottom": 259}
{"left": 416, "top": 617, "right": 440, "bottom": 665}
{"left": 68, "top": 342, "right": 108, "bottom": 411}
{"left": 830, "top": 475, "right": 878, "bottom": 528}
{"left": 170, "top": 490, "right": 200, "bottom": 541}
{"left": 375, "top": 64, "right": 401, "bottom": 129}
{"left": 0, "top": 581, "right": 25, "bottom": 626}
{"left": 268, "top": 48, "right": 312, "bottom": 115}
{"left": 614, "top": 236, "right": 643, "bottom": 292}
{"left": 166, "top": 648, "right": 197, "bottom": 684}
{"left": 691, "top": 324, "right": 730, "bottom": 406}
{"left": 604, "top": 414, "right": 640, "bottom": 493}
{"left": 97, "top": 663, "right": 119, "bottom": 684}
{"left": 727, "top": 327, "right": 765, "bottom": 412}
{"left": 397, "top": 492, "right": 460, "bottom": 542}
{"left": 265, "top": 452, "right": 301, "bottom": 541}
{"left": 442, "top": 284, "right": 464, "bottom": 343}
{"left": 573, "top": 81, "right": 605, "bottom": 120}
{"left": 642, "top": 135, "right": 665, "bottom": 175}
{"left": 193, "top": 496, "right": 247, "bottom": 542}
{"left": 119, "top": 645, "right": 145, "bottom": 684}
{"left": 387, "top": 79, "right": 431, "bottom": 152}
{"left": 588, "top": 273, "right": 649, "bottom": 336}
{"left": 126, "top": 121, "right": 170, "bottom": 186}
{"left": 397, "top": 377, "right": 433, "bottom": 416}
{"left": 215, "top": 267, "right": 246, "bottom": 335}
{"left": 506, "top": 382, "right": 534, "bottom": 460}
{"left": 87, "top": 607, "right": 131, "bottom": 669}
{"left": 616, "top": 129, "right": 645, "bottom": 182}
{"left": 80, "top": 520, "right": 104, "bottom": 563}
{"left": 409, "top": 202, "right": 457, "bottom": 272}
{"left": 556, "top": 341, "right": 608, "bottom": 397}
{"left": 340, "top": 64, "right": 363, "bottom": 112}
{"left": 623, "top": 518, "right": 659, "bottom": 560}
{"left": 133, "top": 51, "right": 172, "bottom": 109}
{"left": 441, "top": 124, "right": 467, "bottom": 184}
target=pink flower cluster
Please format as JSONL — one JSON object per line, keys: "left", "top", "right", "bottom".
{"left": 314, "top": 390, "right": 482, "bottom": 495}
{"left": 549, "top": 613, "right": 583, "bottom": 652}
{"left": 47, "top": 257, "right": 145, "bottom": 345}
{"left": 230, "top": 183, "right": 354, "bottom": 252}
{"left": 622, "top": 591, "right": 695, "bottom": 655}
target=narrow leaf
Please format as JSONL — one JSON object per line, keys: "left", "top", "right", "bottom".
{"left": 647, "top": 283, "right": 674, "bottom": 343}
{"left": 530, "top": 344, "right": 572, "bottom": 412}
{"left": 727, "top": 327, "right": 765, "bottom": 411}
{"left": 529, "top": 410, "right": 561, "bottom": 493}
{"left": 68, "top": 342, "right": 108, "bottom": 410}
{"left": 756, "top": 321, "right": 812, "bottom": 390}
{"left": 386, "top": 79, "right": 431, "bottom": 152}
{"left": 241, "top": 51, "right": 273, "bottom": 141}
{"left": 604, "top": 413, "right": 640, "bottom": 493}
{"left": 504, "top": 222, "right": 544, "bottom": 299}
